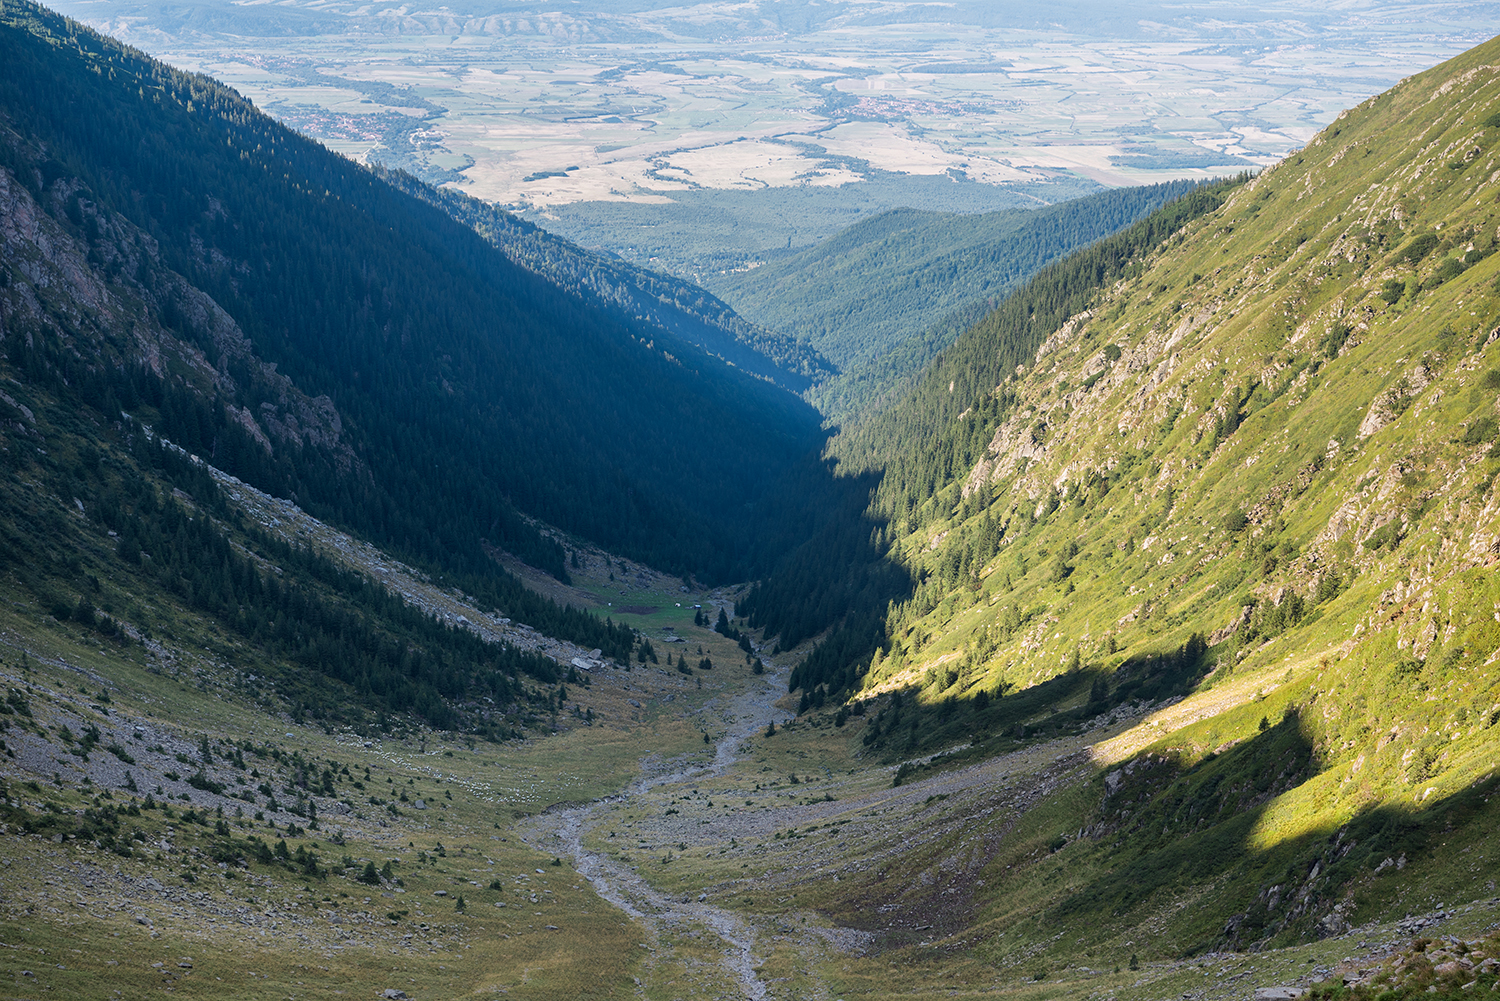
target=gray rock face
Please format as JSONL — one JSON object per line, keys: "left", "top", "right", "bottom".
{"left": 1254, "top": 988, "right": 1306, "bottom": 1000}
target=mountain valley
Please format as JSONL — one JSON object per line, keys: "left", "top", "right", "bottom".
{"left": 2, "top": 2, "right": 1500, "bottom": 1000}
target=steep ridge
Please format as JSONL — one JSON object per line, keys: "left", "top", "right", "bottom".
{"left": 378, "top": 170, "right": 836, "bottom": 393}
{"left": 0, "top": 0, "right": 827, "bottom": 586}
{"left": 759, "top": 33, "right": 1500, "bottom": 957}
{"left": 705, "top": 181, "right": 1202, "bottom": 421}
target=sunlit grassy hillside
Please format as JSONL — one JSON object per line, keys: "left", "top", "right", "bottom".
{"left": 791, "top": 32, "right": 1500, "bottom": 955}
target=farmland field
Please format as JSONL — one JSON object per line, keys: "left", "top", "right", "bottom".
{"left": 48, "top": 0, "right": 1500, "bottom": 271}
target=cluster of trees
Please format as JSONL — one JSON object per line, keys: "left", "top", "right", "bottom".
{"left": 0, "top": 344, "right": 618, "bottom": 732}
{"left": 3, "top": 319, "right": 633, "bottom": 662}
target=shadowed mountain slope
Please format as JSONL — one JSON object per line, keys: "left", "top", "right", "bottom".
{"left": 378, "top": 170, "right": 835, "bottom": 393}
{"left": 0, "top": 0, "right": 828, "bottom": 587}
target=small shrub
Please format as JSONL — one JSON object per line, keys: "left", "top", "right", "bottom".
{"left": 1395, "top": 233, "right": 1440, "bottom": 266}
{"left": 1462, "top": 416, "right": 1498, "bottom": 446}
{"left": 1423, "top": 257, "right": 1467, "bottom": 290}
{"left": 1363, "top": 522, "right": 1400, "bottom": 552}
{"left": 1318, "top": 323, "right": 1352, "bottom": 357}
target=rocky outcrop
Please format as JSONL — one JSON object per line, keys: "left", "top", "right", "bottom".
{"left": 0, "top": 122, "right": 355, "bottom": 471}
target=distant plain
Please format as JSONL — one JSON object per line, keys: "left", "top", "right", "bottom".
{"left": 47, "top": 0, "right": 1500, "bottom": 269}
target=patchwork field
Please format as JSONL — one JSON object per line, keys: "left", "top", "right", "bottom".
{"left": 47, "top": 0, "right": 1500, "bottom": 269}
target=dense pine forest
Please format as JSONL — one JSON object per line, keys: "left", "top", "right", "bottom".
{"left": 378, "top": 170, "right": 836, "bottom": 392}
{"left": 0, "top": 0, "right": 828, "bottom": 588}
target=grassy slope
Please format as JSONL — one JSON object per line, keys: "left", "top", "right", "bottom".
{"left": 0, "top": 461, "right": 759, "bottom": 999}
{"left": 0, "top": 312, "right": 762, "bottom": 998}
{"left": 787, "top": 30, "right": 1500, "bottom": 963}
{"left": 497, "top": 59, "right": 1500, "bottom": 966}
{"left": 579, "top": 40, "right": 1500, "bottom": 988}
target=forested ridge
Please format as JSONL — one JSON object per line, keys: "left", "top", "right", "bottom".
{"left": 378, "top": 169, "right": 836, "bottom": 392}
{"left": 0, "top": 0, "right": 827, "bottom": 589}
{"left": 836, "top": 177, "right": 1244, "bottom": 517}
{"left": 708, "top": 179, "right": 1203, "bottom": 421}
{"left": 0, "top": 351, "right": 623, "bottom": 733}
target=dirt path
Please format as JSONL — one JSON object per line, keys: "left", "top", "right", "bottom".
{"left": 520, "top": 659, "right": 796, "bottom": 999}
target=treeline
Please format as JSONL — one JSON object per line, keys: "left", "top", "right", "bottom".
{"left": 739, "top": 467, "right": 908, "bottom": 679}
{"left": 0, "top": 0, "right": 826, "bottom": 588}
{"left": 0, "top": 413, "right": 551, "bottom": 735}
{"left": 0, "top": 342, "right": 632, "bottom": 734}
{"left": 3, "top": 327, "right": 634, "bottom": 666}
{"left": 838, "top": 176, "right": 1246, "bottom": 524}
{"left": 807, "top": 298, "right": 993, "bottom": 425}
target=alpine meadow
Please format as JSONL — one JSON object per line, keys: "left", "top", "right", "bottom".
{"left": 3, "top": 2, "right": 1500, "bottom": 1001}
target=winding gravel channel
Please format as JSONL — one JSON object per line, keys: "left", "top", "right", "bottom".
{"left": 520, "top": 662, "right": 796, "bottom": 999}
